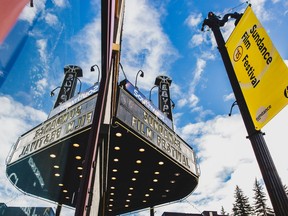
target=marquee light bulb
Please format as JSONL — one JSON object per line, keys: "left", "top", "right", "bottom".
{"left": 50, "top": 154, "right": 56, "bottom": 158}
{"left": 73, "top": 143, "right": 80, "bottom": 147}
{"left": 115, "top": 132, "right": 122, "bottom": 137}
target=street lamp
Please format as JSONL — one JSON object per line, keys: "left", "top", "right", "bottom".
{"left": 90, "top": 64, "right": 100, "bottom": 84}
{"left": 149, "top": 85, "right": 157, "bottom": 101}
{"left": 135, "top": 70, "right": 144, "bottom": 89}
{"left": 119, "top": 62, "right": 127, "bottom": 80}
{"left": 50, "top": 86, "right": 60, "bottom": 97}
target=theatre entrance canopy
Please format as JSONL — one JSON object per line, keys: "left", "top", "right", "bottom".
{"left": 6, "top": 80, "right": 199, "bottom": 214}
{"left": 6, "top": 84, "right": 99, "bottom": 207}
{"left": 103, "top": 80, "right": 199, "bottom": 215}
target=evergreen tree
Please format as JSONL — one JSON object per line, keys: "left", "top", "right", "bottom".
{"left": 220, "top": 206, "right": 228, "bottom": 215}
{"left": 232, "top": 185, "right": 253, "bottom": 216}
{"left": 253, "top": 178, "right": 274, "bottom": 216}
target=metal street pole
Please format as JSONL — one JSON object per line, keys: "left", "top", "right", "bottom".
{"left": 202, "top": 11, "right": 288, "bottom": 215}
{"left": 75, "top": 0, "right": 115, "bottom": 215}
{"left": 55, "top": 204, "right": 62, "bottom": 216}
{"left": 150, "top": 207, "right": 154, "bottom": 216}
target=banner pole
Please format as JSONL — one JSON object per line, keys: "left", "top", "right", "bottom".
{"left": 202, "top": 11, "right": 288, "bottom": 214}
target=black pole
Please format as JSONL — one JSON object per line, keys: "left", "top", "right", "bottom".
{"left": 75, "top": 0, "right": 113, "bottom": 215}
{"left": 150, "top": 207, "right": 154, "bottom": 216}
{"left": 55, "top": 203, "right": 62, "bottom": 216}
{"left": 202, "top": 11, "right": 288, "bottom": 215}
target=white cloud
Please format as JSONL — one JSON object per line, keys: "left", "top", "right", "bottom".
{"left": 173, "top": 55, "right": 210, "bottom": 119}
{"left": 188, "top": 94, "right": 199, "bottom": 108}
{"left": 70, "top": 17, "right": 101, "bottom": 85}
{"left": 176, "top": 58, "right": 205, "bottom": 110}
{"left": 185, "top": 13, "right": 206, "bottom": 48}
{"left": 0, "top": 96, "right": 47, "bottom": 204}
{"left": 172, "top": 112, "right": 183, "bottom": 128}
{"left": 189, "top": 33, "right": 205, "bottom": 47}
{"left": 71, "top": 0, "right": 178, "bottom": 90}
{"left": 0, "top": 96, "right": 74, "bottom": 215}
{"left": 121, "top": 0, "right": 178, "bottom": 89}
{"left": 200, "top": 50, "right": 216, "bottom": 61}
{"left": 222, "top": 20, "right": 236, "bottom": 42}
{"left": 36, "top": 39, "right": 48, "bottom": 63}
{"left": 20, "top": 0, "right": 46, "bottom": 24}
{"left": 44, "top": 13, "right": 59, "bottom": 26}
{"left": 177, "top": 98, "right": 188, "bottom": 108}
{"left": 192, "top": 59, "right": 206, "bottom": 91}
{"left": 35, "top": 78, "right": 48, "bottom": 95}
{"left": 247, "top": 0, "right": 272, "bottom": 21}
{"left": 185, "top": 13, "right": 203, "bottom": 28}
{"left": 52, "top": 0, "right": 69, "bottom": 8}
{"left": 223, "top": 93, "right": 235, "bottom": 102}
{"left": 192, "top": 106, "right": 214, "bottom": 122}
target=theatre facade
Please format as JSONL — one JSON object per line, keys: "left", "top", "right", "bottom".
{"left": 5, "top": 1, "right": 200, "bottom": 215}
{"left": 6, "top": 76, "right": 200, "bottom": 215}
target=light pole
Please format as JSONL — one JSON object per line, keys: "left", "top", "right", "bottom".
{"left": 202, "top": 10, "right": 288, "bottom": 215}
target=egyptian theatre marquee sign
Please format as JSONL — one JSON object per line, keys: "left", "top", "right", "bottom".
{"left": 226, "top": 6, "right": 288, "bottom": 129}
{"left": 7, "top": 87, "right": 98, "bottom": 164}
{"left": 116, "top": 82, "right": 197, "bottom": 175}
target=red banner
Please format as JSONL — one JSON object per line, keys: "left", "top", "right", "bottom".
{"left": 0, "top": 0, "right": 29, "bottom": 43}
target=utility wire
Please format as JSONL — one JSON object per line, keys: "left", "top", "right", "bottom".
{"left": 4, "top": 193, "right": 23, "bottom": 205}
{"left": 181, "top": 198, "right": 204, "bottom": 215}
{"left": 221, "top": 1, "right": 250, "bottom": 17}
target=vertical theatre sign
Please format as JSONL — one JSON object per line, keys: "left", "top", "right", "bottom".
{"left": 155, "top": 76, "right": 173, "bottom": 121}
{"left": 226, "top": 6, "right": 288, "bottom": 129}
{"left": 54, "top": 65, "right": 83, "bottom": 109}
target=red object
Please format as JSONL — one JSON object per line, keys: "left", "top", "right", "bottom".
{"left": 0, "top": 0, "right": 29, "bottom": 43}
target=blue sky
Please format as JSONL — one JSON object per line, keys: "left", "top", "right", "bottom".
{"left": 0, "top": 0, "right": 288, "bottom": 215}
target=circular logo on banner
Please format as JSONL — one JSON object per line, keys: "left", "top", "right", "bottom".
{"left": 284, "top": 86, "right": 288, "bottom": 98}
{"left": 233, "top": 46, "right": 243, "bottom": 62}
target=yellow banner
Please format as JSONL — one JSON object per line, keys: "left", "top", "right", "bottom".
{"left": 226, "top": 6, "right": 288, "bottom": 130}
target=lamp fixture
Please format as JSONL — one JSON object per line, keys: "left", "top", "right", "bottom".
{"left": 149, "top": 85, "right": 157, "bottom": 101}
{"left": 170, "top": 98, "right": 175, "bottom": 109}
{"left": 119, "top": 62, "right": 127, "bottom": 80}
{"left": 77, "top": 77, "right": 82, "bottom": 94}
{"left": 90, "top": 64, "right": 100, "bottom": 84}
{"left": 228, "top": 100, "right": 238, "bottom": 116}
{"left": 135, "top": 70, "right": 144, "bottom": 89}
{"left": 50, "top": 86, "right": 61, "bottom": 97}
